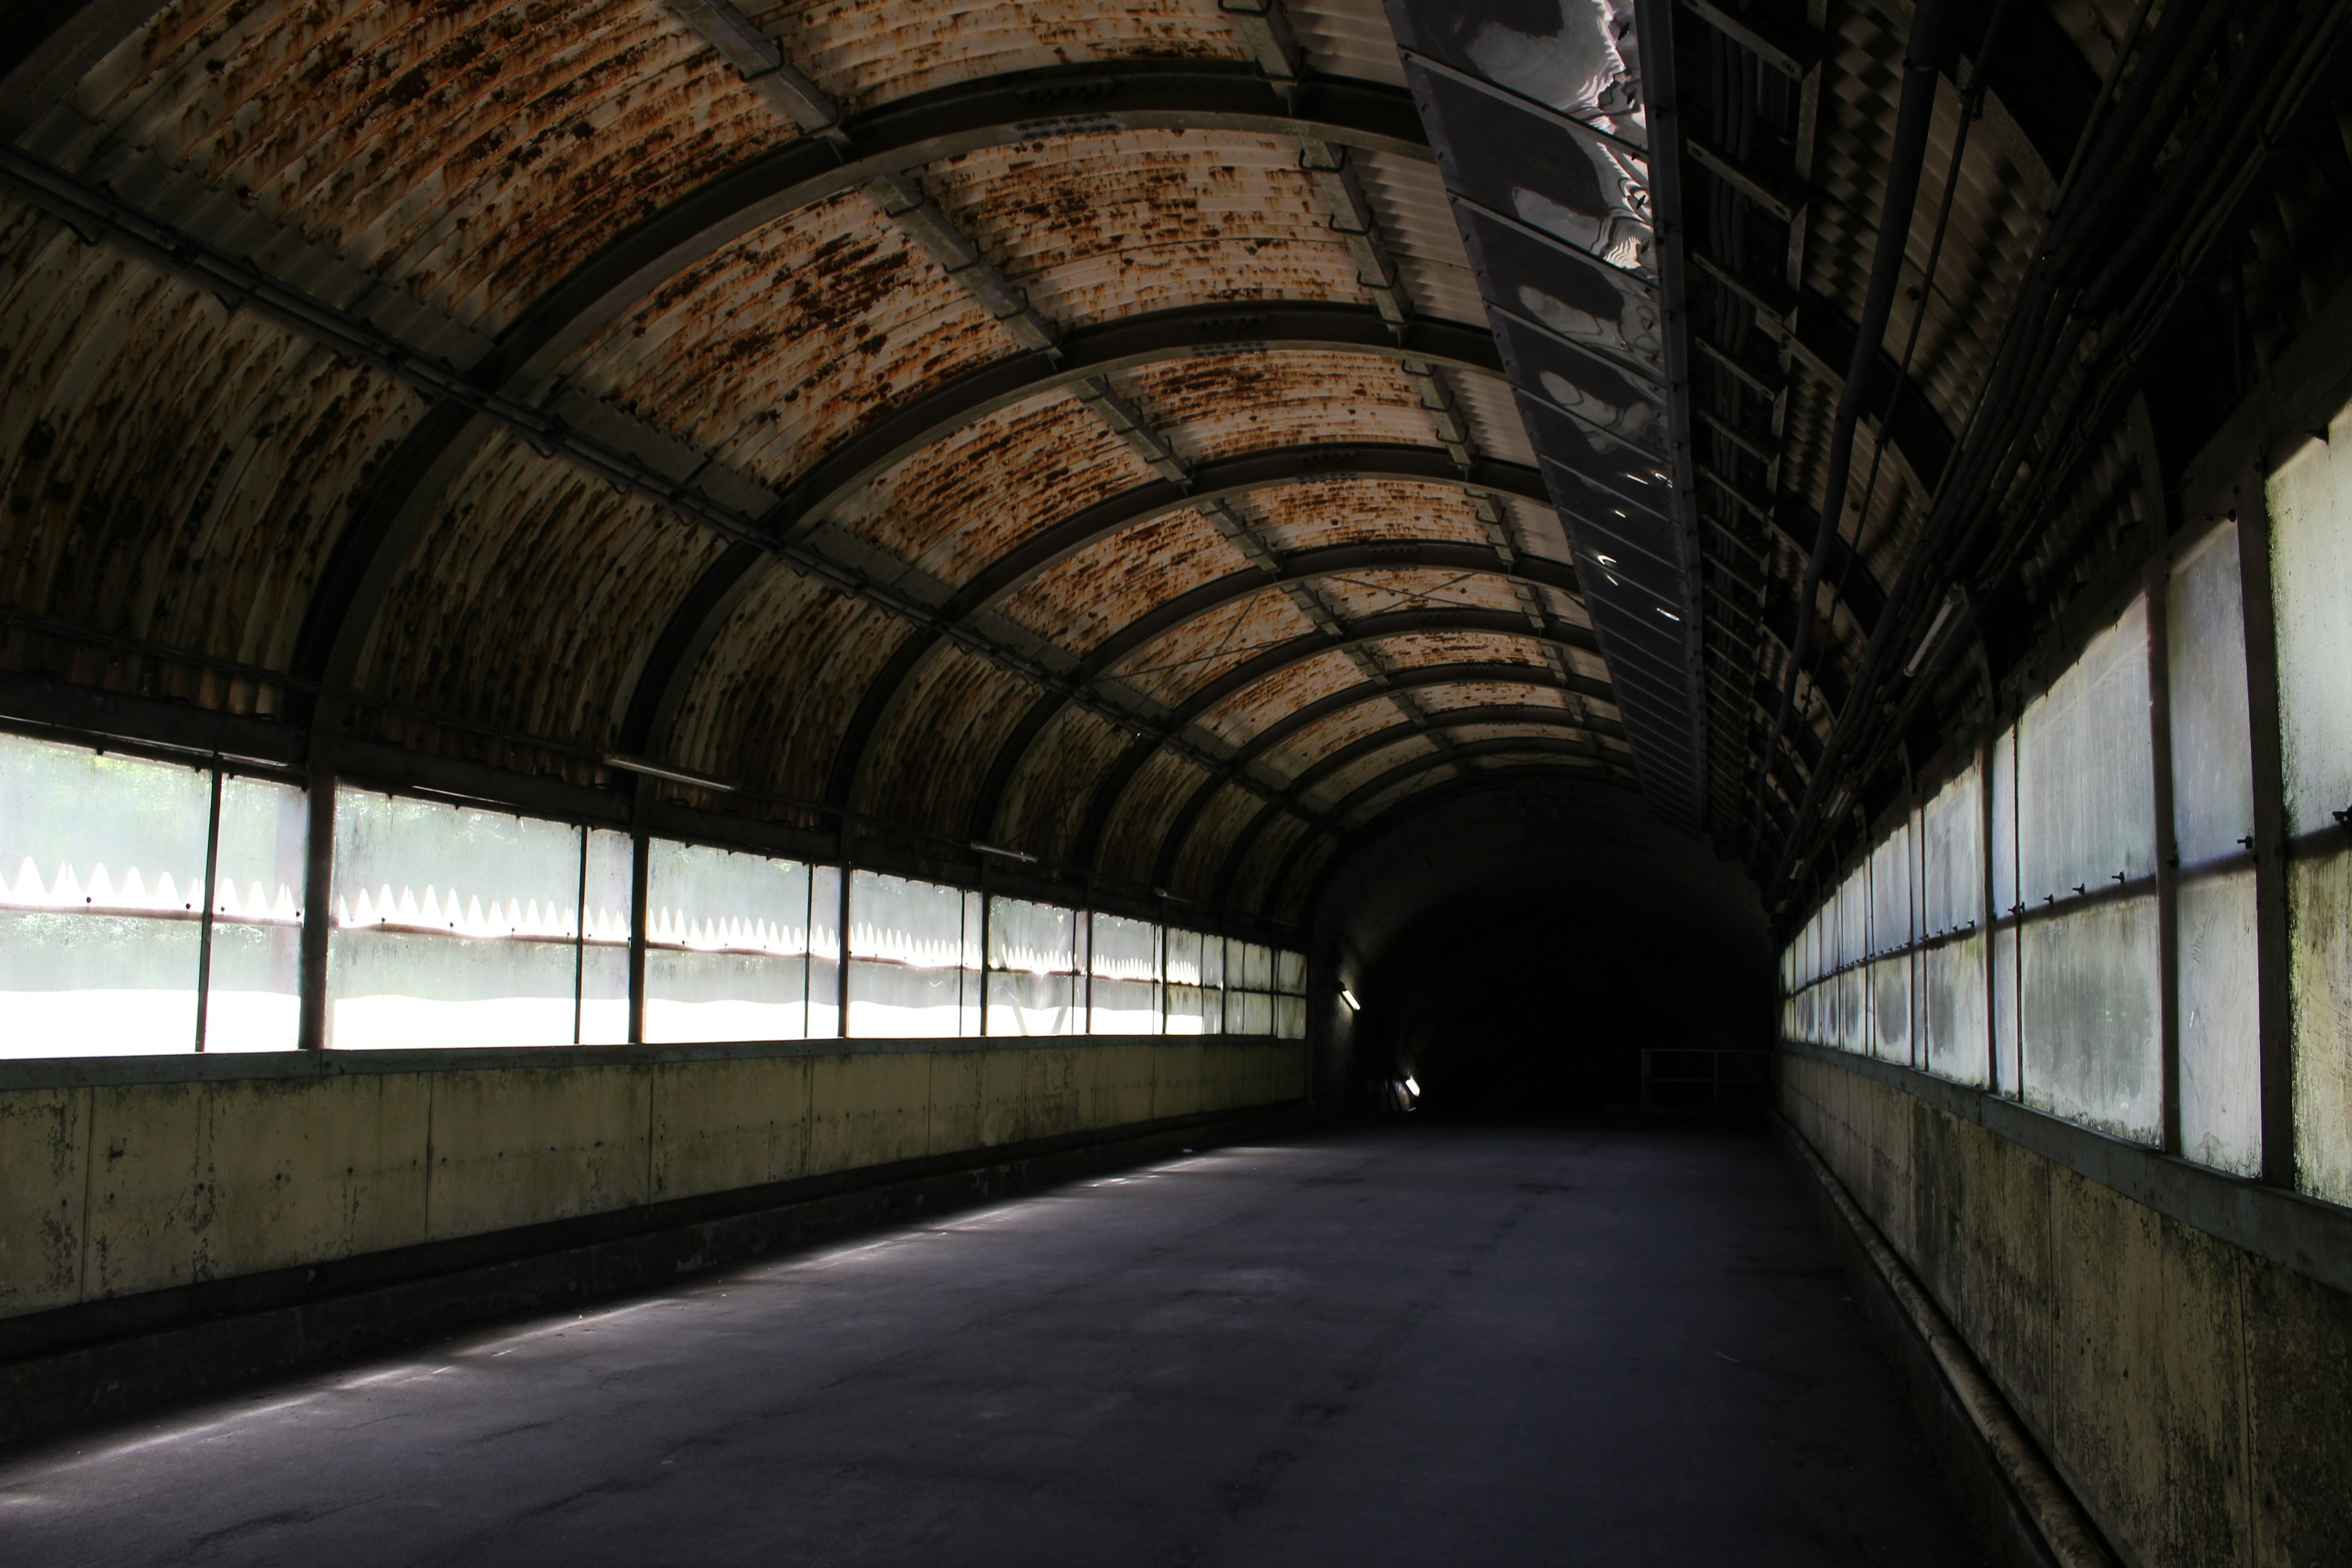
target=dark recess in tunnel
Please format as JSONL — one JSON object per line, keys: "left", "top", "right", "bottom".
{"left": 1314, "top": 775, "right": 1773, "bottom": 1115}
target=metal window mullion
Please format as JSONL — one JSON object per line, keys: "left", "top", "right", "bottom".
{"left": 193, "top": 763, "right": 224, "bottom": 1054}
{"left": 2235, "top": 475, "right": 2296, "bottom": 1189}
{"left": 574, "top": 823, "right": 590, "bottom": 1046}
{"left": 2144, "top": 559, "right": 2182, "bottom": 1155}
{"left": 296, "top": 771, "right": 335, "bottom": 1051}
{"left": 629, "top": 780, "right": 652, "bottom": 1044}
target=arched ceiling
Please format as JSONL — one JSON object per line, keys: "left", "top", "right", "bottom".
{"left": 0, "top": 0, "right": 1637, "bottom": 935}
{"left": 5, "top": 0, "right": 2340, "bottom": 936}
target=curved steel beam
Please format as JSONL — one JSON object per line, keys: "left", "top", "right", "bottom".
{"left": 1142, "top": 661, "right": 1616, "bottom": 892}
{"left": 617, "top": 307, "right": 1506, "bottom": 771}
{"left": 968, "top": 543, "right": 1593, "bottom": 843}
{"left": 827, "top": 442, "right": 1545, "bottom": 810}
{"left": 1254, "top": 737, "right": 1617, "bottom": 918}
{"left": 286, "top": 61, "right": 1432, "bottom": 710}
{"left": 969, "top": 603, "right": 1600, "bottom": 850}
{"left": 1210, "top": 712, "right": 1621, "bottom": 906}
{"left": 1292, "top": 761, "right": 1631, "bottom": 924}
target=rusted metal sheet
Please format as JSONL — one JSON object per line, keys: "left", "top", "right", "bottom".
{"left": 1170, "top": 777, "right": 1260, "bottom": 896}
{"left": 1227, "top": 806, "right": 1316, "bottom": 905}
{"left": 1302, "top": 730, "right": 1433, "bottom": 811}
{"left": 829, "top": 391, "right": 1150, "bottom": 587}
{"left": 998, "top": 507, "right": 1246, "bottom": 654}
{"left": 1310, "top": 565, "right": 1523, "bottom": 623}
{"left": 72, "top": 0, "right": 790, "bottom": 334}
{"left": 559, "top": 192, "right": 1004, "bottom": 489}
{"left": 1290, "top": 0, "right": 1408, "bottom": 86}
{"left": 1246, "top": 478, "right": 1491, "bottom": 554}
{"left": 1121, "top": 348, "right": 1437, "bottom": 459}
{"left": 666, "top": 567, "right": 910, "bottom": 802}
{"left": 1103, "top": 586, "right": 1317, "bottom": 709}
{"left": 1188, "top": 644, "right": 1362, "bottom": 749}
{"left": 929, "top": 130, "right": 1365, "bottom": 330}
{"left": 1353, "top": 628, "right": 1538, "bottom": 673}
{"left": 750, "top": 0, "right": 1248, "bottom": 116}
{"left": 1093, "top": 746, "right": 1209, "bottom": 883}
{"left": 0, "top": 207, "right": 424, "bottom": 685}
{"left": 991, "top": 701, "right": 1128, "bottom": 859}
{"left": 353, "top": 431, "right": 731, "bottom": 748}
{"left": 1255, "top": 698, "right": 1416, "bottom": 781}
{"left": 1416, "top": 679, "right": 1571, "bottom": 715}
{"left": 858, "top": 643, "right": 1035, "bottom": 833}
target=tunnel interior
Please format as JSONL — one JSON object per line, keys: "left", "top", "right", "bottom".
{"left": 2, "top": 0, "right": 2351, "bottom": 1562}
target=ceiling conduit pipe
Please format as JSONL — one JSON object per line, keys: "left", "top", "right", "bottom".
{"left": 1750, "top": 0, "right": 1957, "bottom": 844}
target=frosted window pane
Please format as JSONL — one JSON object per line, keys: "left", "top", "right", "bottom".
{"left": 2019, "top": 596, "right": 2156, "bottom": 903}
{"left": 1276, "top": 995, "right": 1306, "bottom": 1039}
{"left": 1202, "top": 930, "right": 1226, "bottom": 989}
{"left": 1992, "top": 727, "right": 2019, "bottom": 914}
{"left": 2178, "top": 870, "right": 2261, "bottom": 1175}
{"left": 1090, "top": 913, "right": 1159, "bottom": 980}
{"left": 2168, "top": 523, "right": 2257, "bottom": 865}
{"left": 1871, "top": 956, "right": 1910, "bottom": 1065}
{"left": 1922, "top": 766, "right": 1985, "bottom": 937}
{"left": 195, "top": 774, "right": 307, "bottom": 1053}
{"left": 1228, "top": 989, "right": 1273, "bottom": 1036}
{"left": 0, "top": 735, "right": 210, "bottom": 1057}
{"left": 2269, "top": 412, "right": 2352, "bottom": 837}
{"left": 988, "top": 969, "right": 1080, "bottom": 1036}
{"left": 989, "top": 896, "right": 1076, "bottom": 973}
{"left": 1167, "top": 983, "right": 1209, "bottom": 1035}
{"left": 649, "top": 950, "right": 809, "bottom": 1042}
{"left": 646, "top": 840, "right": 810, "bottom": 1042}
{"left": 1921, "top": 935, "right": 1988, "bottom": 1086}
{"left": 1166, "top": 927, "right": 1205, "bottom": 987}
{"left": 1276, "top": 949, "right": 1307, "bottom": 993}
{"left": 2290, "top": 853, "right": 2352, "bottom": 1204}
{"left": 810, "top": 865, "right": 842, "bottom": 1039}
{"left": 1993, "top": 925, "right": 2021, "bottom": 1096}
{"left": 848, "top": 872, "right": 975, "bottom": 1038}
{"left": 579, "top": 830, "right": 632, "bottom": 1045}
{"left": 329, "top": 791, "right": 585, "bottom": 1049}
{"left": 2269, "top": 409, "right": 2352, "bottom": 1207}
{"left": 1839, "top": 967, "right": 1867, "bottom": 1054}
{"left": 1091, "top": 978, "right": 1163, "bottom": 1035}
{"left": 2020, "top": 897, "right": 2162, "bottom": 1144}
{"left": 1871, "top": 827, "right": 1912, "bottom": 956}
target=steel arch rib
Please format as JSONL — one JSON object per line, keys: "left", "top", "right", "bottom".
{"left": 1290, "top": 762, "right": 1616, "bottom": 921}
{"left": 969, "top": 605, "right": 1605, "bottom": 848}
{"left": 967, "top": 546, "right": 1597, "bottom": 843}
{"left": 1141, "top": 661, "right": 1616, "bottom": 891}
{"left": 1252, "top": 738, "right": 1617, "bottom": 917}
{"left": 1211, "top": 721, "right": 1627, "bottom": 907}
{"left": 825, "top": 442, "right": 1545, "bottom": 810}
{"left": 614, "top": 309, "right": 1507, "bottom": 772}
{"left": 286, "top": 62, "right": 1433, "bottom": 703}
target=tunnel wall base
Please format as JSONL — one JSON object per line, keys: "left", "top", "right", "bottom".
{"left": 0, "top": 1038, "right": 1307, "bottom": 1450}
{"left": 1781, "top": 1042, "right": 2352, "bottom": 1568}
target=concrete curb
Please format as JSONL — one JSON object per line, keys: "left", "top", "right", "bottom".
{"left": 0, "top": 1104, "right": 1311, "bottom": 1456}
{"left": 1773, "top": 1113, "right": 2121, "bottom": 1568}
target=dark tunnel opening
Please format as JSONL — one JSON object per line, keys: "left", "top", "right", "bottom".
{"left": 1354, "top": 888, "right": 1774, "bottom": 1117}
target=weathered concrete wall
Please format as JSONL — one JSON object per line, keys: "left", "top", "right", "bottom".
{"left": 1781, "top": 1048, "right": 2352, "bottom": 1568}
{"left": 0, "top": 1037, "right": 1305, "bottom": 1321}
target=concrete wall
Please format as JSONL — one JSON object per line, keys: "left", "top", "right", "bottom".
{"left": 1781, "top": 1047, "right": 2352, "bottom": 1568}
{"left": 0, "top": 1036, "right": 1306, "bottom": 1321}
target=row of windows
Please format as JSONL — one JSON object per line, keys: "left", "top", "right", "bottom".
{"left": 1780, "top": 410, "right": 2352, "bottom": 1209}
{"left": 0, "top": 742, "right": 1308, "bottom": 1058}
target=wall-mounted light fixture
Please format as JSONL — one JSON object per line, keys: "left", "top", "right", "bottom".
{"left": 1339, "top": 986, "right": 1361, "bottom": 1012}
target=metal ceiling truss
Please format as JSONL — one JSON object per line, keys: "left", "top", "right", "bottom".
{"left": 1145, "top": 660, "right": 1616, "bottom": 889}
{"left": 1213, "top": 710, "right": 1634, "bottom": 903}
{"left": 1257, "top": 734, "right": 1621, "bottom": 913}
